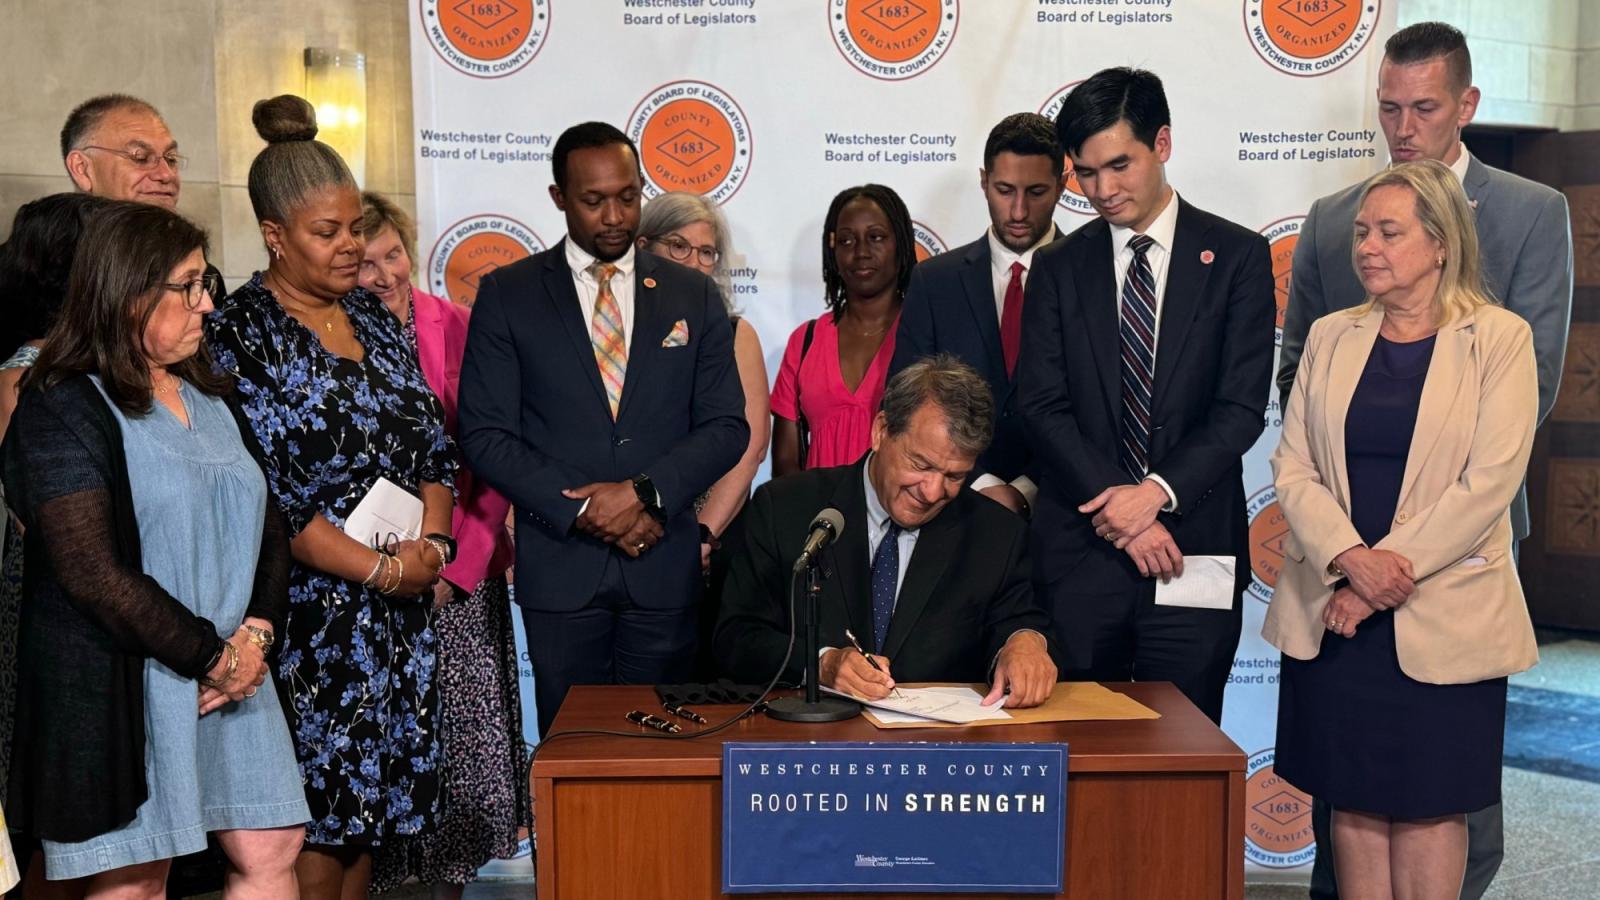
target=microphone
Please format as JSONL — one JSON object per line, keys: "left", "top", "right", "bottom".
{"left": 793, "top": 507, "right": 845, "bottom": 572}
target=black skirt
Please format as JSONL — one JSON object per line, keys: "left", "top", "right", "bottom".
{"left": 1275, "top": 608, "right": 1506, "bottom": 819}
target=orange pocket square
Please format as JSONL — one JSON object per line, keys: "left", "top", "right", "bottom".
{"left": 663, "top": 319, "right": 690, "bottom": 348}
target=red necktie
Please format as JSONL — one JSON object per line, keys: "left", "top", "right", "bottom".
{"left": 1000, "top": 260, "right": 1025, "bottom": 377}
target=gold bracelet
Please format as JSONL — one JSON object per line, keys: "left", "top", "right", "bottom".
{"left": 199, "top": 640, "right": 238, "bottom": 688}
{"left": 363, "top": 553, "right": 386, "bottom": 587}
{"left": 377, "top": 555, "right": 396, "bottom": 594}
{"left": 242, "top": 624, "right": 274, "bottom": 653}
{"left": 381, "top": 554, "right": 404, "bottom": 595}
{"left": 422, "top": 538, "right": 448, "bottom": 574}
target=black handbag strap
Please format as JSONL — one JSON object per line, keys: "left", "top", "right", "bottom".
{"left": 795, "top": 318, "right": 817, "bottom": 470}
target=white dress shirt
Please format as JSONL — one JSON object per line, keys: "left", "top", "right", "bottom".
{"left": 565, "top": 238, "right": 638, "bottom": 348}
{"left": 968, "top": 226, "right": 1056, "bottom": 506}
{"left": 1108, "top": 189, "right": 1181, "bottom": 511}
{"left": 863, "top": 454, "right": 919, "bottom": 602}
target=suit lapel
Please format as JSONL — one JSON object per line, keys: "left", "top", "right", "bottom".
{"left": 1323, "top": 308, "right": 1384, "bottom": 503}
{"left": 616, "top": 252, "right": 665, "bottom": 422}
{"left": 1463, "top": 156, "right": 1492, "bottom": 215}
{"left": 960, "top": 238, "right": 1004, "bottom": 378}
{"left": 882, "top": 501, "right": 958, "bottom": 662}
{"left": 1396, "top": 315, "right": 1474, "bottom": 511}
{"left": 544, "top": 241, "right": 610, "bottom": 413}
{"left": 823, "top": 461, "right": 874, "bottom": 648}
{"left": 1151, "top": 201, "right": 1216, "bottom": 414}
{"left": 1077, "top": 221, "right": 1123, "bottom": 423}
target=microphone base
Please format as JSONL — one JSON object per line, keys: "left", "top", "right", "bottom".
{"left": 765, "top": 696, "right": 861, "bottom": 723}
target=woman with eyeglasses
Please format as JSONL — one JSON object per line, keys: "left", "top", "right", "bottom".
{"left": 3, "top": 200, "right": 308, "bottom": 896}
{"left": 636, "top": 192, "right": 770, "bottom": 584}
{"left": 204, "top": 96, "right": 454, "bottom": 900}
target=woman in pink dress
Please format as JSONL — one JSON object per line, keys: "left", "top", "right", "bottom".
{"left": 770, "top": 184, "right": 916, "bottom": 475}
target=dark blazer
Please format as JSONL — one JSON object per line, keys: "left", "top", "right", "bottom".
{"left": 890, "top": 232, "right": 1054, "bottom": 483}
{"left": 458, "top": 241, "right": 749, "bottom": 611}
{"left": 714, "top": 457, "right": 1049, "bottom": 685}
{"left": 1018, "top": 198, "right": 1275, "bottom": 594}
{"left": 1276, "top": 156, "right": 1573, "bottom": 540}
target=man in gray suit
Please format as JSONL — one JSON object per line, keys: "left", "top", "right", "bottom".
{"left": 1277, "top": 21, "right": 1574, "bottom": 900}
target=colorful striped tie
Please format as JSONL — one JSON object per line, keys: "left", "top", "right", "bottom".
{"left": 1119, "top": 234, "right": 1157, "bottom": 479}
{"left": 589, "top": 262, "right": 626, "bottom": 418}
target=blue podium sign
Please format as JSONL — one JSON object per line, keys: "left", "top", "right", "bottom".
{"left": 722, "top": 741, "right": 1068, "bottom": 893}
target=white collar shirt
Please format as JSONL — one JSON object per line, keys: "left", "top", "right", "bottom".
{"left": 986, "top": 224, "right": 1058, "bottom": 320}
{"left": 565, "top": 238, "right": 638, "bottom": 348}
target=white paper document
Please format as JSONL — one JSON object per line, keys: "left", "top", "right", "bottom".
{"left": 342, "top": 476, "right": 425, "bottom": 549}
{"left": 823, "top": 685, "right": 1012, "bottom": 724}
{"left": 1153, "top": 555, "right": 1237, "bottom": 609}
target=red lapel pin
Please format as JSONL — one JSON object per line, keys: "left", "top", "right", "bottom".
{"left": 643, "top": 277, "right": 658, "bottom": 289}
{"left": 1200, "top": 250, "right": 1215, "bottom": 265}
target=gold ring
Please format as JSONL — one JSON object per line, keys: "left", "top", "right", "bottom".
{"left": 637, "top": 542, "right": 647, "bottom": 551}
{"left": 245, "top": 689, "right": 257, "bottom": 698}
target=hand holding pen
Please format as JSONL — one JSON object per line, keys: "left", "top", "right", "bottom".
{"left": 842, "top": 628, "right": 903, "bottom": 700}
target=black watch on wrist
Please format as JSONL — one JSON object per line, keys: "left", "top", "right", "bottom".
{"left": 424, "top": 532, "right": 458, "bottom": 564}
{"left": 632, "top": 474, "right": 666, "bottom": 523}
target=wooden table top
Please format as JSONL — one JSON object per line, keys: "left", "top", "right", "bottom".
{"left": 531, "top": 682, "right": 1244, "bottom": 779}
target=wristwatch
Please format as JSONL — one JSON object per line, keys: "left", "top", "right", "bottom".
{"left": 632, "top": 473, "right": 667, "bottom": 523}
{"left": 424, "top": 532, "right": 458, "bottom": 565}
{"left": 242, "top": 624, "right": 275, "bottom": 653}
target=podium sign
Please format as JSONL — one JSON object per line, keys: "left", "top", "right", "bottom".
{"left": 722, "top": 741, "right": 1067, "bottom": 893}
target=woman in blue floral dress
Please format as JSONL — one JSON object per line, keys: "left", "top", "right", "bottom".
{"left": 205, "top": 95, "right": 456, "bottom": 900}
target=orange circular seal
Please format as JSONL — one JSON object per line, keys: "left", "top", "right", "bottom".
{"left": 1244, "top": 0, "right": 1380, "bottom": 77}
{"left": 1259, "top": 216, "right": 1305, "bottom": 346}
{"left": 912, "top": 220, "right": 947, "bottom": 262}
{"left": 627, "top": 81, "right": 752, "bottom": 205}
{"left": 1244, "top": 749, "right": 1317, "bottom": 868}
{"left": 420, "top": 0, "right": 550, "bottom": 79}
{"left": 829, "top": 0, "right": 960, "bottom": 82}
{"left": 1247, "top": 485, "right": 1287, "bottom": 604}
{"left": 1037, "top": 82, "right": 1094, "bottom": 217}
{"left": 426, "top": 214, "right": 545, "bottom": 307}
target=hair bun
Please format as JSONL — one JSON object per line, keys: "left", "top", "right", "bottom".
{"left": 252, "top": 95, "right": 319, "bottom": 144}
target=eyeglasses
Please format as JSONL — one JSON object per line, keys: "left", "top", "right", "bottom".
{"left": 79, "top": 145, "right": 188, "bottom": 172}
{"left": 652, "top": 234, "right": 720, "bottom": 267}
{"left": 164, "top": 271, "right": 223, "bottom": 311}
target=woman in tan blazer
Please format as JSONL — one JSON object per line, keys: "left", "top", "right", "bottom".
{"left": 1264, "top": 160, "right": 1538, "bottom": 900}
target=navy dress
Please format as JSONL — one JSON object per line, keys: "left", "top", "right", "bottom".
{"left": 1276, "top": 334, "right": 1506, "bottom": 819}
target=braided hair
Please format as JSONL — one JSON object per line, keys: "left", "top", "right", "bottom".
{"left": 821, "top": 183, "right": 915, "bottom": 319}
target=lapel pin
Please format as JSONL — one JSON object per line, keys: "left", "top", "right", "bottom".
{"left": 642, "top": 277, "right": 658, "bottom": 289}
{"left": 1200, "top": 250, "right": 1215, "bottom": 265}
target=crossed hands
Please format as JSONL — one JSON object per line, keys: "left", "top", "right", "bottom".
{"left": 1324, "top": 546, "right": 1415, "bottom": 637}
{"left": 1080, "top": 482, "right": 1184, "bottom": 581}
{"left": 564, "top": 481, "right": 663, "bottom": 558}
{"left": 197, "top": 624, "right": 270, "bottom": 717}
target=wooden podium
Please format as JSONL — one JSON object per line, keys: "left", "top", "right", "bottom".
{"left": 532, "top": 682, "right": 1244, "bottom": 899}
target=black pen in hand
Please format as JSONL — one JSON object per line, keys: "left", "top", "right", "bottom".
{"left": 843, "top": 628, "right": 903, "bottom": 699}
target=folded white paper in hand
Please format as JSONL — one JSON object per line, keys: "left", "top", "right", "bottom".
{"left": 1153, "top": 555, "right": 1236, "bottom": 609}
{"left": 342, "top": 476, "right": 424, "bottom": 549}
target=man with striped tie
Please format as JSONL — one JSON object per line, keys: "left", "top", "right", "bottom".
{"left": 459, "top": 122, "right": 749, "bottom": 737}
{"left": 1018, "top": 68, "right": 1275, "bottom": 724}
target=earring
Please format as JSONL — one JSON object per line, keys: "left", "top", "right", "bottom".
{"left": 1437, "top": 256, "right": 1445, "bottom": 268}
{"left": 271, "top": 246, "right": 282, "bottom": 260}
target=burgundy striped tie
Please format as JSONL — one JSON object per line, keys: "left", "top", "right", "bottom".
{"left": 1119, "top": 234, "right": 1157, "bottom": 479}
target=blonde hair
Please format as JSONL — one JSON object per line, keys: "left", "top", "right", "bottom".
{"left": 1351, "top": 159, "right": 1496, "bottom": 325}
{"left": 360, "top": 190, "right": 418, "bottom": 277}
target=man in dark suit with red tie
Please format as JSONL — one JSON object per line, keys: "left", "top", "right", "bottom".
{"left": 458, "top": 122, "right": 749, "bottom": 735}
{"left": 1018, "top": 68, "right": 1275, "bottom": 723}
{"left": 889, "top": 113, "right": 1067, "bottom": 519}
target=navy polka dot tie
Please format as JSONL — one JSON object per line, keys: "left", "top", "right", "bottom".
{"left": 870, "top": 522, "right": 902, "bottom": 654}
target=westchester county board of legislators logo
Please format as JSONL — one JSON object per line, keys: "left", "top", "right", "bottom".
{"left": 419, "top": 0, "right": 549, "bottom": 79}
{"left": 912, "top": 220, "right": 947, "bottom": 262}
{"left": 1247, "top": 485, "right": 1288, "bottom": 604}
{"left": 1244, "top": 749, "right": 1316, "bottom": 868}
{"left": 829, "top": 0, "right": 959, "bottom": 81}
{"left": 1244, "top": 0, "right": 1380, "bottom": 78}
{"left": 427, "top": 214, "right": 545, "bottom": 307}
{"left": 1260, "top": 216, "right": 1305, "bottom": 346}
{"left": 627, "top": 81, "right": 752, "bottom": 205}
{"left": 1037, "top": 82, "right": 1094, "bottom": 218}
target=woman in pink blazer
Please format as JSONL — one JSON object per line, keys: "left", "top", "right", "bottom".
{"left": 358, "top": 193, "right": 530, "bottom": 899}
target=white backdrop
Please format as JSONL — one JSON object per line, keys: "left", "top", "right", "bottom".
{"left": 409, "top": 0, "right": 1398, "bottom": 880}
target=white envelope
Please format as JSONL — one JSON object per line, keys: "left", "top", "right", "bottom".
{"left": 1154, "top": 555, "right": 1237, "bottom": 610}
{"left": 342, "top": 476, "right": 425, "bottom": 549}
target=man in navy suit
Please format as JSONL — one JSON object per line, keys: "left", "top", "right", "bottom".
{"left": 458, "top": 122, "right": 748, "bottom": 735}
{"left": 889, "top": 112, "right": 1067, "bottom": 518}
{"left": 1019, "top": 68, "right": 1275, "bottom": 724}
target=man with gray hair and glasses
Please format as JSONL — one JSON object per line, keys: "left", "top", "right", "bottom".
{"left": 715, "top": 355, "right": 1057, "bottom": 707}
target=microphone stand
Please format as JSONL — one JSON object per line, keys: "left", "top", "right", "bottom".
{"left": 766, "top": 552, "right": 860, "bottom": 723}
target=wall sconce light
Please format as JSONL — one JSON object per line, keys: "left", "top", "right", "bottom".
{"left": 303, "top": 47, "right": 367, "bottom": 185}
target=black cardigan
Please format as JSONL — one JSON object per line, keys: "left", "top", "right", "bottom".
{"left": 1, "top": 374, "right": 289, "bottom": 842}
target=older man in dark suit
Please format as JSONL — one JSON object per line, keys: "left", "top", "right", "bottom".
{"left": 459, "top": 122, "right": 748, "bottom": 736}
{"left": 716, "top": 356, "right": 1056, "bottom": 707}
{"left": 1019, "top": 67, "right": 1275, "bottom": 725}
